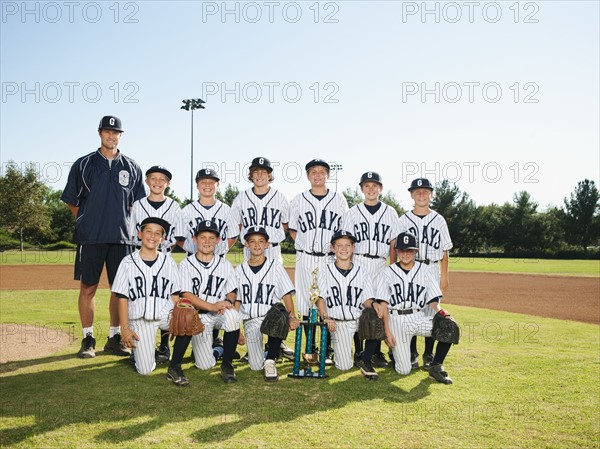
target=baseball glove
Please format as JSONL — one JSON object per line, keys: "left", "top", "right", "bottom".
{"left": 169, "top": 298, "right": 205, "bottom": 339}
{"left": 431, "top": 309, "right": 460, "bottom": 344}
{"left": 358, "top": 307, "right": 386, "bottom": 341}
{"left": 260, "top": 302, "right": 290, "bottom": 340}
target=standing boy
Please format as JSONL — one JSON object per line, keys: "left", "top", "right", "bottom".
{"left": 398, "top": 178, "right": 453, "bottom": 370}
{"left": 113, "top": 217, "right": 180, "bottom": 375}
{"left": 61, "top": 115, "right": 145, "bottom": 359}
{"left": 315, "top": 230, "right": 381, "bottom": 380}
{"left": 234, "top": 226, "right": 300, "bottom": 382}
{"left": 167, "top": 221, "right": 239, "bottom": 386}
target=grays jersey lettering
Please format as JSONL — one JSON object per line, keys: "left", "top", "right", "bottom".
{"left": 179, "top": 200, "right": 239, "bottom": 255}
{"left": 318, "top": 262, "right": 374, "bottom": 321}
{"left": 231, "top": 188, "right": 289, "bottom": 244}
{"left": 343, "top": 203, "right": 401, "bottom": 257}
{"left": 179, "top": 255, "right": 236, "bottom": 303}
{"left": 377, "top": 262, "right": 442, "bottom": 310}
{"left": 289, "top": 190, "right": 348, "bottom": 253}
{"left": 112, "top": 252, "right": 180, "bottom": 320}
{"left": 131, "top": 197, "right": 181, "bottom": 251}
{"left": 398, "top": 210, "right": 453, "bottom": 261}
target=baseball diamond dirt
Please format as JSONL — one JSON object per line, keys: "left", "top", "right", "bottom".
{"left": 0, "top": 264, "right": 598, "bottom": 363}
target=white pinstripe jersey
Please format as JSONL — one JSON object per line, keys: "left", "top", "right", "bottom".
{"left": 375, "top": 262, "right": 442, "bottom": 310}
{"left": 398, "top": 210, "right": 453, "bottom": 262}
{"left": 130, "top": 197, "right": 182, "bottom": 252}
{"left": 318, "top": 261, "right": 374, "bottom": 320}
{"left": 234, "top": 258, "right": 295, "bottom": 319}
{"left": 178, "top": 254, "right": 237, "bottom": 303}
{"left": 289, "top": 190, "right": 348, "bottom": 253}
{"left": 178, "top": 200, "right": 239, "bottom": 255}
{"left": 343, "top": 202, "right": 401, "bottom": 258}
{"left": 112, "top": 251, "right": 181, "bottom": 320}
{"left": 231, "top": 187, "right": 290, "bottom": 244}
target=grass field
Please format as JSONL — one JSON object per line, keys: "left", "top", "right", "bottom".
{"left": 1, "top": 290, "right": 599, "bottom": 448}
{"left": 1, "top": 250, "right": 599, "bottom": 276}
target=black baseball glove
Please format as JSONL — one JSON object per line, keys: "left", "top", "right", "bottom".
{"left": 260, "top": 302, "right": 290, "bottom": 340}
{"left": 358, "top": 307, "right": 386, "bottom": 341}
{"left": 431, "top": 309, "right": 460, "bottom": 344}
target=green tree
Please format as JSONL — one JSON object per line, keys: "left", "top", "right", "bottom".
{"left": 0, "top": 161, "right": 50, "bottom": 250}
{"left": 380, "top": 191, "right": 405, "bottom": 216}
{"left": 563, "top": 179, "right": 600, "bottom": 251}
{"left": 216, "top": 184, "right": 240, "bottom": 207}
{"left": 164, "top": 187, "right": 183, "bottom": 206}
{"left": 342, "top": 187, "right": 362, "bottom": 208}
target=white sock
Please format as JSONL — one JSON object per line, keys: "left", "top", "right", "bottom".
{"left": 83, "top": 327, "right": 93, "bottom": 338}
{"left": 109, "top": 326, "right": 121, "bottom": 338}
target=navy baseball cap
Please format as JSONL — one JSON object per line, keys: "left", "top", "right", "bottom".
{"left": 244, "top": 226, "right": 270, "bottom": 241}
{"left": 305, "top": 159, "right": 330, "bottom": 172}
{"left": 193, "top": 220, "right": 220, "bottom": 237}
{"left": 331, "top": 230, "right": 357, "bottom": 244}
{"left": 195, "top": 168, "right": 220, "bottom": 182}
{"left": 98, "top": 115, "right": 123, "bottom": 132}
{"left": 250, "top": 157, "right": 273, "bottom": 173}
{"left": 395, "top": 231, "right": 419, "bottom": 250}
{"left": 408, "top": 178, "right": 434, "bottom": 192}
{"left": 359, "top": 171, "right": 382, "bottom": 186}
{"left": 140, "top": 217, "right": 170, "bottom": 235}
{"left": 145, "top": 165, "right": 172, "bottom": 181}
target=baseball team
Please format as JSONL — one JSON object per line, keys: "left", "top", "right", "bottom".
{"left": 62, "top": 115, "right": 456, "bottom": 386}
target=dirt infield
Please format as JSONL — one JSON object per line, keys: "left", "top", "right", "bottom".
{"left": 1, "top": 264, "right": 598, "bottom": 324}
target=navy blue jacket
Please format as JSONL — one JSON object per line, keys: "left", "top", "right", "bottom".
{"left": 61, "top": 149, "right": 145, "bottom": 244}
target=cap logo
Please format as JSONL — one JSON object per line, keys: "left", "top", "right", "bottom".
{"left": 368, "top": 172, "right": 373, "bottom": 178}
{"left": 205, "top": 169, "right": 210, "bottom": 175}
{"left": 403, "top": 235, "right": 410, "bottom": 244}
{"left": 259, "top": 157, "right": 264, "bottom": 164}
{"left": 109, "top": 117, "right": 115, "bottom": 126}
{"left": 205, "top": 221, "right": 211, "bottom": 227}
{"left": 417, "top": 179, "right": 422, "bottom": 186}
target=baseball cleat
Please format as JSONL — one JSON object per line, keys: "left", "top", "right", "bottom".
{"left": 324, "top": 349, "right": 335, "bottom": 366}
{"left": 155, "top": 344, "right": 170, "bottom": 363}
{"left": 220, "top": 361, "right": 237, "bottom": 384}
{"left": 104, "top": 334, "right": 131, "bottom": 357}
{"left": 77, "top": 334, "right": 96, "bottom": 358}
{"left": 167, "top": 365, "right": 190, "bottom": 387}
{"left": 240, "top": 353, "right": 249, "bottom": 363}
{"left": 372, "top": 352, "right": 389, "bottom": 368}
{"left": 411, "top": 352, "right": 419, "bottom": 370}
{"left": 429, "top": 364, "right": 453, "bottom": 384}
{"left": 388, "top": 350, "right": 395, "bottom": 367}
{"left": 356, "top": 360, "right": 377, "bottom": 378}
{"left": 280, "top": 342, "right": 295, "bottom": 362}
{"left": 422, "top": 353, "right": 434, "bottom": 371}
{"left": 263, "top": 359, "right": 278, "bottom": 382}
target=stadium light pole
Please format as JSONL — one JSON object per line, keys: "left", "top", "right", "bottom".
{"left": 181, "top": 98, "right": 206, "bottom": 201}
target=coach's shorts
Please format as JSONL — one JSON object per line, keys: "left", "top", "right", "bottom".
{"left": 74, "top": 244, "right": 129, "bottom": 285}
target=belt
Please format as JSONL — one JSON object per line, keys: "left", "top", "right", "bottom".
{"left": 356, "top": 253, "right": 384, "bottom": 260}
{"left": 389, "top": 309, "right": 414, "bottom": 315}
{"left": 416, "top": 258, "right": 439, "bottom": 265}
{"left": 332, "top": 317, "right": 357, "bottom": 322}
{"left": 271, "top": 243, "right": 279, "bottom": 247}
{"left": 298, "top": 250, "right": 332, "bottom": 257}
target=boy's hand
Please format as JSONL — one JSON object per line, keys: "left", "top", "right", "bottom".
{"left": 121, "top": 328, "right": 139, "bottom": 348}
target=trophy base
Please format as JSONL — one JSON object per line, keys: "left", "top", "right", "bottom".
{"left": 287, "top": 370, "right": 328, "bottom": 379}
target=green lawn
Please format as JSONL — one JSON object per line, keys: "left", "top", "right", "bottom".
{"left": 1, "top": 250, "right": 599, "bottom": 277}
{"left": 1, "top": 290, "right": 599, "bottom": 448}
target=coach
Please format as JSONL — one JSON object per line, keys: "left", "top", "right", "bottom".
{"left": 62, "top": 115, "right": 146, "bottom": 359}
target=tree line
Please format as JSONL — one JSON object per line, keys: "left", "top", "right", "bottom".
{"left": 1, "top": 161, "right": 598, "bottom": 258}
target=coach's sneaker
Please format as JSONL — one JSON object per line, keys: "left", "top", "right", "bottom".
{"left": 263, "top": 359, "right": 278, "bottom": 382}
{"left": 324, "top": 348, "right": 335, "bottom": 366}
{"left": 240, "top": 353, "right": 249, "bottom": 363}
{"left": 411, "top": 352, "right": 420, "bottom": 370}
{"left": 104, "top": 334, "right": 131, "bottom": 356}
{"left": 280, "top": 342, "right": 295, "bottom": 362}
{"left": 77, "top": 333, "right": 96, "bottom": 359}
{"left": 353, "top": 351, "right": 363, "bottom": 367}
{"left": 167, "top": 365, "right": 190, "bottom": 387}
{"left": 221, "top": 361, "right": 237, "bottom": 384}
{"left": 422, "top": 353, "right": 434, "bottom": 371}
{"left": 356, "top": 360, "right": 377, "bottom": 379}
{"left": 155, "top": 344, "right": 170, "bottom": 363}
{"left": 429, "top": 364, "right": 453, "bottom": 385}
{"left": 372, "top": 352, "right": 389, "bottom": 368}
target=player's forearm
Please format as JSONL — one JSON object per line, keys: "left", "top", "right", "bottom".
{"left": 428, "top": 300, "right": 441, "bottom": 313}
{"left": 181, "top": 292, "right": 212, "bottom": 311}
{"left": 389, "top": 243, "right": 397, "bottom": 264}
{"left": 316, "top": 297, "right": 328, "bottom": 319}
{"left": 440, "top": 251, "right": 449, "bottom": 276}
{"left": 67, "top": 203, "right": 79, "bottom": 218}
{"left": 283, "top": 294, "right": 297, "bottom": 317}
{"left": 118, "top": 298, "right": 130, "bottom": 331}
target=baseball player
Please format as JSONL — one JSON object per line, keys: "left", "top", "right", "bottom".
{"left": 289, "top": 159, "right": 348, "bottom": 364}
{"left": 114, "top": 217, "right": 181, "bottom": 375}
{"left": 315, "top": 230, "right": 380, "bottom": 380}
{"left": 177, "top": 168, "right": 239, "bottom": 257}
{"left": 130, "top": 165, "right": 182, "bottom": 363}
{"left": 61, "top": 115, "right": 145, "bottom": 359}
{"left": 233, "top": 226, "right": 300, "bottom": 382}
{"left": 167, "top": 221, "right": 239, "bottom": 386}
{"left": 376, "top": 231, "right": 454, "bottom": 384}
{"left": 342, "top": 171, "right": 401, "bottom": 367}
{"left": 398, "top": 178, "right": 453, "bottom": 369}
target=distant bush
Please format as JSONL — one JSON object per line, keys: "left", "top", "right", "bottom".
{"left": 42, "top": 241, "right": 77, "bottom": 250}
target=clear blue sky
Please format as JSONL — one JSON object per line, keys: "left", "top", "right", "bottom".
{"left": 1, "top": 1, "right": 598, "bottom": 211}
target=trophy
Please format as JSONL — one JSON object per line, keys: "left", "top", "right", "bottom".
{"left": 288, "top": 268, "right": 329, "bottom": 379}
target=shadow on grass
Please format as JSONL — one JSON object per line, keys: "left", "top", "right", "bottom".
{"left": 0, "top": 355, "right": 435, "bottom": 446}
